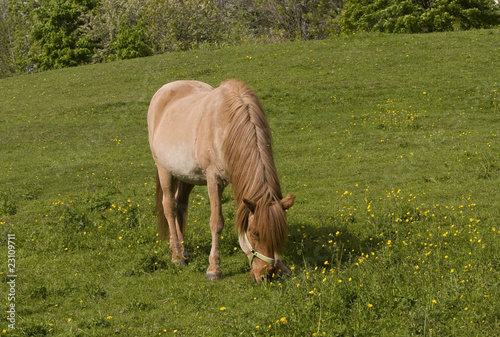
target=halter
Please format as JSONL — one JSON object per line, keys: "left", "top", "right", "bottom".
{"left": 244, "top": 232, "right": 275, "bottom": 267}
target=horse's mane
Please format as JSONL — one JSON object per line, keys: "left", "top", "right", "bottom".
{"left": 220, "top": 80, "right": 287, "bottom": 253}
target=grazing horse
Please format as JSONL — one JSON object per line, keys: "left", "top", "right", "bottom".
{"left": 147, "top": 79, "right": 295, "bottom": 282}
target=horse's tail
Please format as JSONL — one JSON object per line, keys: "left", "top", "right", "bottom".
{"left": 156, "top": 168, "right": 169, "bottom": 240}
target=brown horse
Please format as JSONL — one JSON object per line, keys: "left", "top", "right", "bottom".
{"left": 148, "top": 79, "right": 295, "bottom": 282}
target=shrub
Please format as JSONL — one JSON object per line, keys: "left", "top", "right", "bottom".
{"left": 340, "top": 0, "right": 500, "bottom": 34}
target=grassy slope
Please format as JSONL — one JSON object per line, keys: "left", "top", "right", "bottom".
{"left": 1, "top": 29, "right": 499, "bottom": 336}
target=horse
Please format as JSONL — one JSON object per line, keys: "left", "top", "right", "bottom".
{"left": 147, "top": 79, "right": 295, "bottom": 282}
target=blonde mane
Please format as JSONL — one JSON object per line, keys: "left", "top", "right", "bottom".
{"left": 221, "top": 80, "right": 287, "bottom": 252}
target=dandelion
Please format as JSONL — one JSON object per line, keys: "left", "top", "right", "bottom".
{"left": 368, "top": 304, "right": 373, "bottom": 308}
{"left": 220, "top": 307, "right": 226, "bottom": 311}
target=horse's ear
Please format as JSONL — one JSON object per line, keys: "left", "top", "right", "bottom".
{"left": 243, "top": 198, "right": 256, "bottom": 213}
{"left": 281, "top": 194, "right": 295, "bottom": 210}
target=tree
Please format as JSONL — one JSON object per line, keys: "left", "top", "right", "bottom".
{"left": 31, "top": 0, "right": 99, "bottom": 70}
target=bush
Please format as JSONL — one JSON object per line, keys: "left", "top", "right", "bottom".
{"left": 111, "top": 23, "right": 152, "bottom": 60}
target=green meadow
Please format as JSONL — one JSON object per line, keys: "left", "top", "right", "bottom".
{"left": 1, "top": 29, "right": 499, "bottom": 336}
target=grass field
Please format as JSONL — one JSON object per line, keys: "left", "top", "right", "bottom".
{"left": 1, "top": 29, "right": 499, "bottom": 336}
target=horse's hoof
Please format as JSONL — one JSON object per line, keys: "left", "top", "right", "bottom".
{"left": 277, "top": 267, "right": 291, "bottom": 277}
{"left": 206, "top": 271, "right": 222, "bottom": 281}
{"left": 275, "top": 260, "right": 291, "bottom": 277}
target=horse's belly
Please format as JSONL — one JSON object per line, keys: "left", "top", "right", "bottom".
{"left": 154, "top": 142, "right": 207, "bottom": 185}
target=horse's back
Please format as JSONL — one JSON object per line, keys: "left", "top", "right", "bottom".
{"left": 148, "top": 80, "right": 214, "bottom": 141}
{"left": 148, "top": 81, "right": 213, "bottom": 129}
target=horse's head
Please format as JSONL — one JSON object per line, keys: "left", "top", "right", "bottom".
{"left": 238, "top": 194, "right": 295, "bottom": 282}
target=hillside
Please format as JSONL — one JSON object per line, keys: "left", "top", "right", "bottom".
{"left": 1, "top": 29, "right": 499, "bottom": 336}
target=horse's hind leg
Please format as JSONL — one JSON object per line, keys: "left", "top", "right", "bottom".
{"left": 176, "top": 181, "right": 194, "bottom": 257}
{"left": 157, "top": 166, "right": 186, "bottom": 265}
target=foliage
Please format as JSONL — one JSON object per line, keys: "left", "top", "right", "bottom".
{"left": 0, "top": 0, "right": 15, "bottom": 77}
{"left": 1, "top": 0, "right": 41, "bottom": 75}
{"left": 110, "top": 22, "right": 151, "bottom": 60}
{"left": 81, "top": 0, "right": 224, "bottom": 60}
{"left": 250, "top": 0, "right": 343, "bottom": 40}
{"left": 142, "top": 0, "right": 223, "bottom": 52}
{"left": 1, "top": 29, "right": 499, "bottom": 335}
{"left": 81, "top": 0, "right": 151, "bottom": 62}
{"left": 1, "top": 0, "right": 343, "bottom": 75}
{"left": 340, "top": 0, "right": 500, "bottom": 33}
{"left": 1, "top": 0, "right": 499, "bottom": 75}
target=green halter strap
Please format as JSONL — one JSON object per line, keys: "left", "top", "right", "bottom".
{"left": 244, "top": 232, "right": 275, "bottom": 267}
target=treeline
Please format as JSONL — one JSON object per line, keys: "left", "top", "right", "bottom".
{"left": 1, "top": 0, "right": 499, "bottom": 77}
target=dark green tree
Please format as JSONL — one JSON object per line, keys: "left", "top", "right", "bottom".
{"left": 32, "top": 0, "right": 98, "bottom": 70}
{"left": 340, "top": 0, "right": 500, "bottom": 33}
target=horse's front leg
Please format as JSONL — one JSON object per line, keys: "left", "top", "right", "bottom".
{"left": 206, "top": 169, "right": 225, "bottom": 281}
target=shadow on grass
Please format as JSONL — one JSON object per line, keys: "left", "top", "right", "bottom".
{"left": 283, "top": 220, "right": 383, "bottom": 271}
{"left": 123, "top": 215, "right": 384, "bottom": 280}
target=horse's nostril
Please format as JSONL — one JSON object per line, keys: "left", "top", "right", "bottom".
{"left": 260, "top": 276, "right": 265, "bottom": 282}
